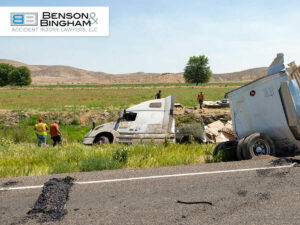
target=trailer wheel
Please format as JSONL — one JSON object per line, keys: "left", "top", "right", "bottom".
{"left": 213, "top": 142, "right": 225, "bottom": 157}
{"left": 213, "top": 141, "right": 237, "bottom": 160}
{"left": 236, "top": 138, "right": 246, "bottom": 161}
{"left": 242, "top": 133, "right": 275, "bottom": 160}
{"left": 95, "top": 136, "right": 110, "bottom": 145}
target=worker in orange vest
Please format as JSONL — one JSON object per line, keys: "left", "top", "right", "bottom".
{"left": 34, "top": 118, "right": 49, "bottom": 147}
{"left": 197, "top": 92, "right": 204, "bottom": 109}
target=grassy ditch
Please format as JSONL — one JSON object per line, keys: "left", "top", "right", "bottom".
{"left": 0, "top": 141, "right": 216, "bottom": 178}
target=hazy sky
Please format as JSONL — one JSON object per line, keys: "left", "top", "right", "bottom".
{"left": 1, "top": 0, "right": 300, "bottom": 74}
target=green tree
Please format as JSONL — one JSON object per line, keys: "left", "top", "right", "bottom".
{"left": 0, "top": 63, "right": 15, "bottom": 86}
{"left": 183, "top": 55, "right": 212, "bottom": 85}
{"left": 9, "top": 66, "right": 32, "bottom": 86}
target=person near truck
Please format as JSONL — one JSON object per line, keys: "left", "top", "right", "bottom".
{"left": 197, "top": 92, "right": 204, "bottom": 109}
{"left": 34, "top": 118, "right": 49, "bottom": 147}
{"left": 155, "top": 90, "right": 162, "bottom": 99}
{"left": 50, "top": 120, "right": 62, "bottom": 147}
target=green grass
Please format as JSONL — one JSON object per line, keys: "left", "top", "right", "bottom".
{"left": 31, "top": 82, "right": 246, "bottom": 88}
{"left": 0, "top": 86, "right": 235, "bottom": 110}
{"left": 0, "top": 124, "right": 91, "bottom": 144}
{"left": 0, "top": 141, "right": 215, "bottom": 178}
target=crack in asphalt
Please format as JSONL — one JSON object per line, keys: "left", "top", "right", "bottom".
{"left": 2, "top": 181, "right": 18, "bottom": 187}
{"left": 176, "top": 200, "right": 213, "bottom": 206}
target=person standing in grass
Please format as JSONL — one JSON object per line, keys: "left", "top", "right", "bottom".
{"left": 197, "top": 91, "right": 204, "bottom": 109}
{"left": 50, "top": 120, "right": 62, "bottom": 147}
{"left": 155, "top": 90, "right": 162, "bottom": 99}
{"left": 34, "top": 118, "right": 49, "bottom": 147}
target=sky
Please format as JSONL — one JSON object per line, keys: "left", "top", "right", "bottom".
{"left": 1, "top": 0, "right": 300, "bottom": 74}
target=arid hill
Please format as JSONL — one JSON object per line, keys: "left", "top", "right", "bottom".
{"left": 0, "top": 59, "right": 268, "bottom": 84}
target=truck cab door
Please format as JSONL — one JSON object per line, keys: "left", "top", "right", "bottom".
{"left": 116, "top": 112, "right": 138, "bottom": 143}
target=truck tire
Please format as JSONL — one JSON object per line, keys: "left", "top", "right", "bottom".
{"left": 213, "top": 141, "right": 237, "bottom": 159}
{"left": 242, "top": 133, "right": 275, "bottom": 160}
{"left": 95, "top": 136, "right": 110, "bottom": 145}
{"left": 213, "top": 142, "right": 225, "bottom": 157}
{"left": 236, "top": 138, "right": 246, "bottom": 161}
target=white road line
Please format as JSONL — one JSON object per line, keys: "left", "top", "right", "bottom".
{"left": 0, "top": 164, "right": 296, "bottom": 191}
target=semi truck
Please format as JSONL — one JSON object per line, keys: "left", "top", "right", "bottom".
{"left": 83, "top": 95, "right": 176, "bottom": 145}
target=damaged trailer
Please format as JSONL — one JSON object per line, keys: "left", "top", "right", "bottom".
{"left": 215, "top": 53, "right": 300, "bottom": 160}
{"left": 83, "top": 95, "right": 177, "bottom": 145}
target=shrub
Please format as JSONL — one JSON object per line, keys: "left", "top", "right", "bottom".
{"left": 12, "top": 127, "right": 29, "bottom": 143}
{"left": 112, "top": 148, "right": 128, "bottom": 163}
{"left": 176, "top": 114, "right": 195, "bottom": 126}
{"left": 177, "top": 123, "right": 205, "bottom": 143}
{"left": 71, "top": 118, "right": 80, "bottom": 125}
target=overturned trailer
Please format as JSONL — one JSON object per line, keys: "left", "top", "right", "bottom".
{"left": 215, "top": 54, "right": 300, "bottom": 160}
{"left": 83, "top": 96, "right": 176, "bottom": 145}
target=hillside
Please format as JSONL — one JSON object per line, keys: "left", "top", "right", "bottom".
{"left": 0, "top": 59, "right": 267, "bottom": 84}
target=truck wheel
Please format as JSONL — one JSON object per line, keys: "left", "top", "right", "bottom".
{"left": 95, "top": 136, "right": 109, "bottom": 145}
{"left": 236, "top": 138, "right": 246, "bottom": 161}
{"left": 242, "top": 133, "right": 275, "bottom": 160}
{"left": 213, "top": 141, "right": 237, "bottom": 159}
{"left": 213, "top": 142, "right": 225, "bottom": 157}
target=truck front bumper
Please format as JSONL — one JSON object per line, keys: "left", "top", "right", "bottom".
{"left": 82, "top": 137, "right": 94, "bottom": 145}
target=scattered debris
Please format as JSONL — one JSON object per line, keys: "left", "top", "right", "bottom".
{"left": 203, "top": 101, "right": 230, "bottom": 109}
{"left": 271, "top": 158, "right": 300, "bottom": 166}
{"left": 27, "top": 176, "right": 74, "bottom": 223}
{"left": 256, "top": 169, "right": 273, "bottom": 177}
{"left": 176, "top": 200, "right": 213, "bottom": 206}
{"left": 205, "top": 120, "right": 234, "bottom": 143}
{"left": 272, "top": 171, "right": 289, "bottom": 178}
{"left": 2, "top": 181, "right": 18, "bottom": 187}
{"left": 184, "top": 109, "right": 191, "bottom": 114}
{"left": 255, "top": 192, "right": 271, "bottom": 201}
{"left": 237, "top": 190, "right": 248, "bottom": 197}
{"left": 174, "top": 103, "right": 183, "bottom": 108}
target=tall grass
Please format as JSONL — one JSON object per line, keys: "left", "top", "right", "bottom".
{"left": 0, "top": 141, "right": 214, "bottom": 178}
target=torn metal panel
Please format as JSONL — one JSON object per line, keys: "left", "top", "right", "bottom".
{"left": 267, "top": 53, "right": 285, "bottom": 76}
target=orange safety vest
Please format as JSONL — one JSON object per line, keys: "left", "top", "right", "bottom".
{"left": 34, "top": 123, "right": 48, "bottom": 136}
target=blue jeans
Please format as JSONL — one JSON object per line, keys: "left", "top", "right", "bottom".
{"left": 37, "top": 135, "right": 47, "bottom": 147}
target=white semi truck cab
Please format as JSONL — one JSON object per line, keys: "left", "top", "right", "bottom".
{"left": 83, "top": 95, "right": 176, "bottom": 145}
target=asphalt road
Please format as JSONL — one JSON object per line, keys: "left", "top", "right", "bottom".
{"left": 1, "top": 158, "right": 300, "bottom": 225}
